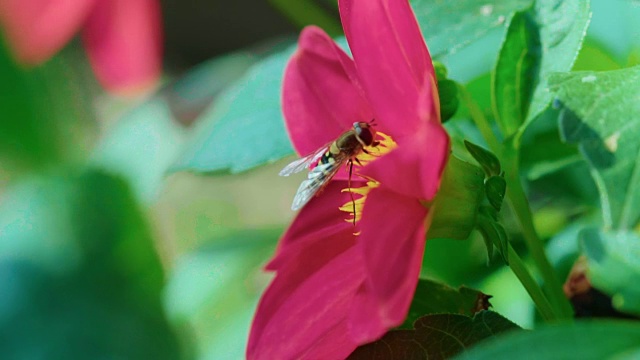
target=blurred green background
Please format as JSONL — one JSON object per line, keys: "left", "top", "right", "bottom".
{"left": 1, "top": 0, "right": 639, "bottom": 359}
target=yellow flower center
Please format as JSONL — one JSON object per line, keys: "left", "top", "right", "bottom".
{"left": 340, "top": 132, "right": 397, "bottom": 225}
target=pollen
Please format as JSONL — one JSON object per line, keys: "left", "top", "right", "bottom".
{"left": 357, "top": 132, "right": 397, "bottom": 166}
{"left": 339, "top": 132, "right": 397, "bottom": 227}
{"left": 340, "top": 180, "right": 379, "bottom": 225}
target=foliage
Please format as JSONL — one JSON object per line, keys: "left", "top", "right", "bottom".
{"left": 0, "top": 170, "right": 181, "bottom": 358}
{"left": 2, "top": 0, "right": 640, "bottom": 358}
{"left": 349, "top": 311, "right": 520, "bottom": 360}
{"left": 550, "top": 66, "right": 640, "bottom": 229}
{"left": 455, "top": 321, "right": 640, "bottom": 359}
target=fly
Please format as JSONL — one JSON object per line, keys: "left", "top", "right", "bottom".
{"left": 280, "top": 121, "right": 379, "bottom": 220}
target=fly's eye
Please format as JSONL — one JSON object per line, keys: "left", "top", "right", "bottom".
{"left": 358, "top": 128, "right": 374, "bottom": 146}
{"left": 353, "top": 122, "right": 362, "bottom": 135}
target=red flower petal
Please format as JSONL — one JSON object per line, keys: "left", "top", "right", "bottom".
{"left": 347, "top": 284, "right": 386, "bottom": 342}
{"left": 82, "top": 0, "right": 162, "bottom": 94}
{"left": 349, "top": 187, "right": 428, "bottom": 339}
{"left": 0, "top": 0, "right": 95, "bottom": 64}
{"left": 268, "top": 180, "right": 361, "bottom": 271}
{"left": 298, "top": 320, "right": 358, "bottom": 359}
{"left": 283, "top": 26, "right": 373, "bottom": 157}
{"left": 247, "top": 233, "right": 364, "bottom": 360}
{"left": 339, "top": 0, "right": 435, "bottom": 137}
{"left": 419, "top": 74, "right": 441, "bottom": 123}
{"left": 362, "top": 121, "right": 449, "bottom": 200}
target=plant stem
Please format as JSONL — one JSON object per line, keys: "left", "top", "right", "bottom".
{"left": 460, "top": 86, "right": 574, "bottom": 321}
{"left": 502, "top": 148, "right": 574, "bottom": 320}
{"left": 507, "top": 244, "right": 556, "bottom": 321}
{"left": 458, "top": 85, "right": 501, "bottom": 151}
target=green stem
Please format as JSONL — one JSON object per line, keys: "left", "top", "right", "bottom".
{"left": 460, "top": 85, "right": 574, "bottom": 321}
{"left": 507, "top": 244, "right": 556, "bottom": 321}
{"left": 502, "top": 149, "right": 574, "bottom": 320}
{"left": 458, "top": 85, "right": 501, "bottom": 151}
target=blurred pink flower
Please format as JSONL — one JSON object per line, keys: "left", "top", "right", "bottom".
{"left": 247, "top": 0, "right": 450, "bottom": 358}
{"left": 0, "top": 0, "right": 162, "bottom": 94}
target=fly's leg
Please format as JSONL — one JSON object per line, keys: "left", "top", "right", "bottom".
{"left": 348, "top": 160, "right": 357, "bottom": 227}
{"left": 362, "top": 141, "right": 380, "bottom": 156}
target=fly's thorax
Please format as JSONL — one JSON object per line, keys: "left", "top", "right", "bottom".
{"left": 334, "top": 130, "right": 365, "bottom": 158}
{"left": 329, "top": 141, "right": 341, "bottom": 155}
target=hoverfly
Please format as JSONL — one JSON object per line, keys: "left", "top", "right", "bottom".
{"left": 280, "top": 121, "right": 379, "bottom": 214}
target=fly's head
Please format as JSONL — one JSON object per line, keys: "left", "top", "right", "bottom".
{"left": 353, "top": 121, "right": 378, "bottom": 147}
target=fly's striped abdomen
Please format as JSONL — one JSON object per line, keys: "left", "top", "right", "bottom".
{"left": 318, "top": 150, "right": 338, "bottom": 166}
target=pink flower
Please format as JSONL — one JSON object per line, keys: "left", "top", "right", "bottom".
{"left": 247, "top": 0, "right": 450, "bottom": 358}
{"left": 0, "top": 0, "right": 162, "bottom": 94}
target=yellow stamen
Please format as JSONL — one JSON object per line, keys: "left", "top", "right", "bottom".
{"left": 356, "top": 132, "right": 397, "bottom": 166}
{"left": 340, "top": 180, "right": 379, "bottom": 224}
{"left": 340, "top": 132, "right": 397, "bottom": 227}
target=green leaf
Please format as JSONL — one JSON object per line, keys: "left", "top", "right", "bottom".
{"left": 477, "top": 214, "right": 510, "bottom": 265}
{"left": 0, "top": 38, "right": 93, "bottom": 172}
{"left": 349, "top": 311, "right": 520, "bottom": 360}
{"left": 518, "top": 0, "right": 591, "bottom": 136}
{"left": 485, "top": 175, "right": 507, "bottom": 211}
{"left": 165, "top": 229, "right": 279, "bottom": 359}
{"left": 172, "top": 45, "right": 297, "bottom": 174}
{"left": 454, "top": 321, "right": 640, "bottom": 360}
{"left": 92, "top": 97, "right": 186, "bottom": 204}
{"left": 477, "top": 205, "right": 499, "bottom": 261}
{"left": 0, "top": 40, "right": 46, "bottom": 168}
{"left": 464, "top": 140, "right": 501, "bottom": 176}
{"left": 401, "top": 278, "right": 491, "bottom": 329}
{"left": 580, "top": 228, "right": 640, "bottom": 316}
{"left": 164, "top": 51, "right": 259, "bottom": 124}
{"left": 433, "top": 61, "right": 460, "bottom": 122}
{"left": 549, "top": 66, "right": 640, "bottom": 229}
{"left": 427, "top": 156, "right": 485, "bottom": 240}
{"left": 411, "top": 0, "right": 533, "bottom": 57}
{"left": 573, "top": 39, "right": 624, "bottom": 72}
{"left": 0, "top": 170, "right": 180, "bottom": 358}
{"left": 492, "top": 10, "right": 541, "bottom": 137}
{"left": 438, "top": 79, "right": 460, "bottom": 123}
{"left": 433, "top": 61, "right": 449, "bottom": 80}
{"left": 421, "top": 235, "right": 498, "bottom": 287}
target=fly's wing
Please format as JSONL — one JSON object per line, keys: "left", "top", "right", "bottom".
{"left": 290, "top": 154, "right": 346, "bottom": 210}
{"left": 279, "top": 144, "right": 330, "bottom": 177}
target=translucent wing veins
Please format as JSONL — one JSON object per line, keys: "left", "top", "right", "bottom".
{"left": 279, "top": 146, "right": 328, "bottom": 176}
{"left": 290, "top": 161, "right": 343, "bottom": 210}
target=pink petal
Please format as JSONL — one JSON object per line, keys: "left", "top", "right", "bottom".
{"left": 0, "top": 0, "right": 95, "bottom": 64}
{"left": 283, "top": 25, "right": 373, "bottom": 157}
{"left": 339, "top": 0, "right": 435, "bottom": 137}
{"left": 419, "top": 74, "right": 441, "bottom": 123}
{"left": 350, "top": 187, "right": 428, "bottom": 339}
{"left": 247, "top": 232, "right": 364, "bottom": 360}
{"left": 347, "top": 284, "right": 386, "bottom": 342}
{"left": 299, "top": 319, "right": 358, "bottom": 359}
{"left": 82, "top": 0, "right": 162, "bottom": 94}
{"left": 267, "top": 180, "right": 361, "bottom": 271}
{"left": 362, "top": 121, "right": 449, "bottom": 200}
